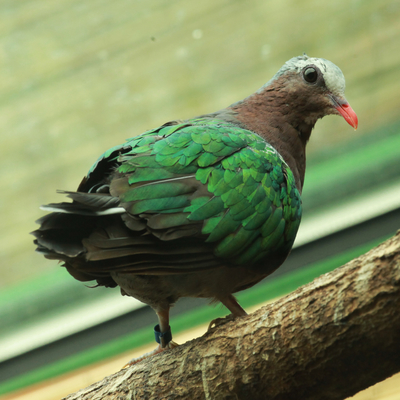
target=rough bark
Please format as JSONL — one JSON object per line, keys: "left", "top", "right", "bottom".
{"left": 64, "top": 231, "right": 400, "bottom": 400}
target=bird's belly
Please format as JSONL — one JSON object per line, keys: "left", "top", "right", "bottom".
{"left": 110, "top": 266, "right": 265, "bottom": 309}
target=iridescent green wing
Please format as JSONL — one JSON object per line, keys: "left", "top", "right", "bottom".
{"left": 190, "top": 144, "right": 302, "bottom": 265}
{"left": 103, "top": 118, "right": 301, "bottom": 268}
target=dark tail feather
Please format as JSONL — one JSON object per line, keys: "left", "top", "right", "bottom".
{"left": 33, "top": 189, "right": 221, "bottom": 287}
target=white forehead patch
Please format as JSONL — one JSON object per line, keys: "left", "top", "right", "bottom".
{"left": 263, "top": 55, "right": 346, "bottom": 96}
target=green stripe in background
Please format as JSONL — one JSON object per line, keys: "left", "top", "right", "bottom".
{"left": 0, "top": 235, "right": 388, "bottom": 396}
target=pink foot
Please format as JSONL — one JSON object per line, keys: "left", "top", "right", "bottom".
{"left": 208, "top": 314, "right": 235, "bottom": 331}
{"left": 123, "top": 341, "right": 179, "bottom": 367}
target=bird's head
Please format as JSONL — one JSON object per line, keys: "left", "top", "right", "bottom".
{"left": 262, "top": 55, "right": 358, "bottom": 130}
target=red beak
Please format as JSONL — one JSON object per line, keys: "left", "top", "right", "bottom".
{"left": 330, "top": 95, "right": 358, "bottom": 130}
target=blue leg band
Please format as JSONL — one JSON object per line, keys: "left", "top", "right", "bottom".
{"left": 154, "top": 324, "right": 172, "bottom": 345}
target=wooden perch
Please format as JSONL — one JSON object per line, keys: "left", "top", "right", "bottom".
{"left": 64, "top": 231, "right": 400, "bottom": 400}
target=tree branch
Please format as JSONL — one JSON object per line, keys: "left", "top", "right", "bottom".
{"left": 64, "top": 231, "right": 400, "bottom": 400}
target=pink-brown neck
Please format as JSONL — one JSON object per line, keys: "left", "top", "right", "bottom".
{"left": 225, "top": 74, "right": 329, "bottom": 193}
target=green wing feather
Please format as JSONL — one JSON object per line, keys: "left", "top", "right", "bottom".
{"left": 88, "top": 117, "right": 301, "bottom": 268}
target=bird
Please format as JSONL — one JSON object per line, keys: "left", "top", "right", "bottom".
{"left": 33, "top": 55, "right": 358, "bottom": 364}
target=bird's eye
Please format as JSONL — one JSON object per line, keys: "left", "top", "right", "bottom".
{"left": 303, "top": 67, "right": 318, "bottom": 83}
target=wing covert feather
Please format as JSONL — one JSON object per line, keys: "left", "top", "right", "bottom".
{"left": 86, "top": 118, "right": 302, "bottom": 271}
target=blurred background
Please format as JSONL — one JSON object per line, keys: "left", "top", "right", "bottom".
{"left": 1, "top": 0, "right": 400, "bottom": 399}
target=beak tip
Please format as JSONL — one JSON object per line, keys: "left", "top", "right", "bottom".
{"left": 335, "top": 101, "right": 358, "bottom": 131}
{"left": 350, "top": 118, "right": 358, "bottom": 131}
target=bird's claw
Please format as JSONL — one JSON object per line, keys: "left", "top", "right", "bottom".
{"left": 123, "top": 341, "right": 179, "bottom": 368}
{"left": 207, "top": 314, "right": 235, "bottom": 331}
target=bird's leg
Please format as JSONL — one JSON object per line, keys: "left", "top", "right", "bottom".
{"left": 124, "top": 307, "right": 178, "bottom": 367}
{"left": 221, "top": 294, "right": 248, "bottom": 317}
{"left": 208, "top": 294, "right": 248, "bottom": 331}
{"left": 153, "top": 307, "right": 177, "bottom": 349}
